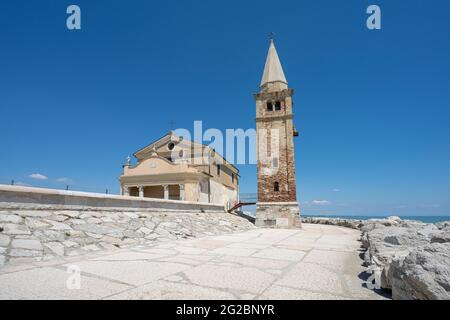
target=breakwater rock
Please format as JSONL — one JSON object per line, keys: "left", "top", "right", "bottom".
{"left": 302, "top": 216, "right": 450, "bottom": 299}
{"left": 301, "top": 216, "right": 363, "bottom": 229}
{"left": 361, "top": 216, "right": 450, "bottom": 299}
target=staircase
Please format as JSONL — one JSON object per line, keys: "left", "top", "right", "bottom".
{"left": 228, "top": 194, "right": 257, "bottom": 223}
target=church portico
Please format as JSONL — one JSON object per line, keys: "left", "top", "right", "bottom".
{"left": 124, "top": 183, "right": 183, "bottom": 200}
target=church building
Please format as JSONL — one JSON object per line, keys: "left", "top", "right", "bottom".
{"left": 119, "top": 37, "right": 300, "bottom": 228}
{"left": 119, "top": 132, "right": 239, "bottom": 210}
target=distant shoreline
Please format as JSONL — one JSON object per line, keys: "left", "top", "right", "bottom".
{"left": 302, "top": 214, "right": 449, "bottom": 223}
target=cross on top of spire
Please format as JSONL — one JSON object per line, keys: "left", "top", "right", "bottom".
{"left": 260, "top": 34, "right": 287, "bottom": 87}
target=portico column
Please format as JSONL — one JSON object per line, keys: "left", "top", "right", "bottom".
{"left": 123, "top": 186, "right": 129, "bottom": 196}
{"left": 139, "top": 186, "right": 144, "bottom": 198}
{"left": 163, "top": 184, "right": 169, "bottom": 200}
{"left": 179, "top": 183, "right": 185, "bottom": 201}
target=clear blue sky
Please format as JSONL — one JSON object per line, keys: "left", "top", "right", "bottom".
{"left": 1, "top": 1, "right": 449, "bottom": 216}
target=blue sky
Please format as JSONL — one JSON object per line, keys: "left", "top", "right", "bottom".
{"left": 1, "top": 1, "right": 449, "bottom": 216}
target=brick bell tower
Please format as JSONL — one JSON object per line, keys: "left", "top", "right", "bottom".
{"left": 254, "top": 38, "right": 301, "bottom": 228}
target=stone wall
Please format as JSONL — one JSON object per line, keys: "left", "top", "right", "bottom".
{"left": 256, "top": 202, "right": 301, "bottom": 229}
{"left": 0, "top": 185, "right": 224, "bottom": 211}
{"left": 0, "top": 185, "right": 255, "bottom": 267}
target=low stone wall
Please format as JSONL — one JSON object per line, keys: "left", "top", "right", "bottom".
{"left": 0, "top": 185, "right": 224, "bottom": 211}
{"left": 0, "top": 185, "right": 255, "bottom": 267}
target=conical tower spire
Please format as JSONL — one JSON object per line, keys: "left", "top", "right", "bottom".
{"left": 260, "top": 38, "right": 287, "bottom": 88}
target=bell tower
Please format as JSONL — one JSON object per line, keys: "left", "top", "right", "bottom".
{"left": 254, "top": 38, "right": 301, "bottom": 228}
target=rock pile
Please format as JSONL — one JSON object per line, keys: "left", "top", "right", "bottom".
{"left": 302, "top": 216, "right": 450, "bottom": 299}
{"left": 301, "top": 216, "right": 363, "bottom": 229}
{"left": 361, "top": 216, "right": 450, "bottom": 300}
{"left": 0, "top": 208, "right": 254, "bottom": 267}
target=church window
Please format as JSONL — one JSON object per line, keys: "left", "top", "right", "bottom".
{"left": 266, "top": 102, "right": 274, "bottom": 111}
{"left": 274, "top": 182, "right": 280, "bottom": 192}
{"left": 168, "top": 142, "right": 175, "bottom": 150}
{"left": 232, "top": 173, "right": 235, "bottom": 183}
{"left": 275, "top": 101, "right": 281, "bottom": 110}
{"left": 217, "top": 164, "right": 221, "bottom": 176}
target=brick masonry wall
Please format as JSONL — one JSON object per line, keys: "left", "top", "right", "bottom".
{"left": 255, "top": 90, "right": 298, "bottom": 203}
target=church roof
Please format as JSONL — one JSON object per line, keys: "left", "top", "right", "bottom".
{"left": 260, "top": 39, "right": 287, "bottom": 87}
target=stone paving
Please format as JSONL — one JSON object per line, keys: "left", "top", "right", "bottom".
{"left": 0, "top": 224, "right": 388, "bottom": 300}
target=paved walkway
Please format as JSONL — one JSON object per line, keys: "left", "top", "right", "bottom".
{"left": 0, "top": 224, "right": 387, "bottom": 299}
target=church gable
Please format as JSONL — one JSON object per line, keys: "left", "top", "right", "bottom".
{"left": 134, "top": 132, "right": 179, "bottom": 161}
{"left": 124, "top": 155, "right": 196, "bottom": 176}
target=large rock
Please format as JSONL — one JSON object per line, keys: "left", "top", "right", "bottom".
{"left": 73, "top": 223, "right": 123, "bottom": 238}
{"left": 0, "top": 234, "right": 10, "bottom": 247}
{"left": 9, "top": 249, "right": 43, "bottom": 257}
{"left": 0, "top": 213, "right": 23, "bottom": 224}
{"left": 435, "top": 221, "right": 450, "bottom": 230}
{"left": 0, "top": 223, "right": 31, "bottom": 235}
{"left": 363, "top": 224, "right": 431, "bottom": 289}
{"left": 390, "top": 243, "right": 450, "bottom": 300}
{"left": 11, "top": 239, "right": 43, "bottom": 251}
{"left": 43, "top": 220, "right": 72, "bottom": 231}
{"left": 24, "top": 218, "right": 51, "bottom": 229}
{"left": 431, "top": 232, "right": 450, "bottom": 244}
{"left": 301, "top": 217, "right": 362, "bottom": 230}
{"left": 360, "top": 217, "right": 403, "bottom": 234}
{"left": 44, "top": 242, "right": 65, "bottom": 256}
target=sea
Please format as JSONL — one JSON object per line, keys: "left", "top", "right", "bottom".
{"left": 302, "top": 214, "right": 449, "bottom": 224}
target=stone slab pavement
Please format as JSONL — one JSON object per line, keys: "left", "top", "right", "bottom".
{"left": 0, "top": 224, "right": 388, "bottom": 300}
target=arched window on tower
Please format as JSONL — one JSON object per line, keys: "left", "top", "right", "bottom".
{"left": 274, "top": 182, "right": 280, "bottom": 192}
{"left": 275, "top": 101, "right": 281, "bottom": 111}
{"left": 266, "top": 102, "right": 274, "bottom": 111}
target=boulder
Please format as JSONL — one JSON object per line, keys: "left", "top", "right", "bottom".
{"left": 301, "top": 217, "right": 362, "bottom": 230}
{"left": 0, "top": 223, "right": 31, "bottom": 235}
{"left": 44, "top": 242, "right": 65, "bottom": 256}
{"left": 73, "top": 223, "right": 123, "bottom": 238}
{"left": 390, "top": 243, "right": 450, "bottom": 300}
{"left": 431, "top": 232, "right": 450, "bottom": 244}
{"left": 360, "top": 218, "right": 402, "bottom": 233}
{"left": 0, "top": 234, "right": 10, "bottom": 247}
{"left": 435, "top": 221, "right": 450, "bottom": 230}
{"left": 11, "top": 239, "right": 43, "bottom": 251}
{"left": 363, "top": 225, "right": 430, "bottom": 289}
{"left": 0, "top": 213, "right": 23, "bottom": 224}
